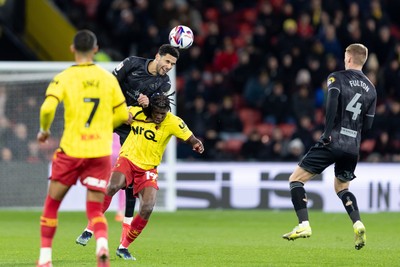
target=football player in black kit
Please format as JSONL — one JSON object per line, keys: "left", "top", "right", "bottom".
{"left": 282, "top": 43, "right": 376, "bottom": 250}
{"left": 76, "top": 44, "right": 180, "bottom": 256}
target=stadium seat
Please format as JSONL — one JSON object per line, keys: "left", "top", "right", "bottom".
{"left": 238, "top": 108, "right": 262, "bottom": 129}
{"left": 360, "top": 139, "right": 376, "bottom": 153}
{"left": 222, "top": 139, "right": 244, "bottom": 154}
{"left": 256, "top": 123, "right": 275, "bottom": 136}
{"left": 279, "top": 123, "right": 297, "bottom": 138}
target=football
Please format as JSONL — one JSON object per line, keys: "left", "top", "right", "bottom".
{"left": 169, "top": 25, "right": 194, "bottom": 49}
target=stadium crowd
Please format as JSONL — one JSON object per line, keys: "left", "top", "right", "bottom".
{"left": 2, "top": 0, "right": 400, "bottom": 163}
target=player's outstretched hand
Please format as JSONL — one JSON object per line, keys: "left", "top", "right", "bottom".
{"left": 193, "top": 141, "right": 204, "bottom": 154}
{"left": 37, "top": 130, "right": 50, "bottom": 143}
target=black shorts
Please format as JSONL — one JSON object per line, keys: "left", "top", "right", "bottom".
{"left": 299, "top": 143, "right": 358, "bottom": 182}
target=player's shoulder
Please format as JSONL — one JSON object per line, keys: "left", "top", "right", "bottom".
{"left": 327, "top": 70, "right": 347, "bottom": 86}
{"left": 94, "top": 64, "right": 115, "bottom": 76}
{"left": 165, "top": 113, "right": 186, "bottom": 126}
{"left": 115, "top": 56, "right": 146, "bottom": 71}
{"left": 125, "top": 56, "right": 148, "bottom": 66}
{"left": 328, "top": 70, "right": 347, "bottom": 79}
{"left": 53, "top": 66, "right": 75, "bottom": 82}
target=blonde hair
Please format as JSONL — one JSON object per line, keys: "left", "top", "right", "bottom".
{"left": 346, "top": 43, "right": 368, "bottom": 66}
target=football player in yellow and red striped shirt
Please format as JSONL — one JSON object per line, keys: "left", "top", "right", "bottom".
{"left": 36, "top": 29, "right": 128, "bottom": 267}
{"left": 78, "top": 93, "right": 204, "bottom": 260}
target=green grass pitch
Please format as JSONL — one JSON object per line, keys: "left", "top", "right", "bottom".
{"left": 0, "top": 210, "right": 398, "bottom": 266}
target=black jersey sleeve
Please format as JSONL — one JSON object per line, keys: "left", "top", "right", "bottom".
{"left": 362, "top": 96, "right": 376, "bottom": 132}
{"left": 322, "top": 87, "right": 340, "bottom": 139}
{"left": 159, "top": 77, "right": 172, "bottom": 93}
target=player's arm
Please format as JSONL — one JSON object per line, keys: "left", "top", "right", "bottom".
{"left": 362, "top": 96, "right": 377, "bottom": 133}
{"left": 37, "top": 96, "right": 59, "bottom": 142}
{"left": 184, "top": 135, "right": 204, "bottom": 154}
{"left": 159, "top": 79, "right": 172, "bottom": 93}
{"left": 321, "top": 88, "right": 340, "bottom": 144}
{"left": 113, "top": 101, "right": 129, "bottom": 129}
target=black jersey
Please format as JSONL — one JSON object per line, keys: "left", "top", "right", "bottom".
{"left": 113, "top": 56, "right": 171, "bottom": 106}
{"left": 112, "top": 56, "right": 172, "bottom": 144}
{"left": 325, "top": 69, "right": 377, "bottom": 155}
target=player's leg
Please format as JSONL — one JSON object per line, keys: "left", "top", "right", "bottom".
{"left": 283, "top": 145, "right": 333, "bottom": 240}
{"left": 114, "top": 190, "right": 125, "bottom": 222}
{"left": 38, "top": 150, "right": 76, "bottom": 266}
{"left": 334, "top": 155, "right": 365, "bottom": 250}
{"left": 76, "top": 171, "right": 127, "bottom": 246}
{"left": 37, "top": 180, "right": 70, "bottom": 267}
{"left": 282, "top": 166, "right": 314, "bottom": 240}
{"left": 120, "top": 186, "right": 136, "bottom": 242}
{"left": 86, "top": 189, "right": 110, "bottom": 267}
{"left": 115, "top": 129, "right": 136, "bottom": 238}
{"left": 83, "top": 156, "right": 116, "bottom": 267}
{"left": 116, "top": 166, "right": 159, "bottom": 260}
{"left": 117, "top": 187, "right": 157, "bottom": 260}
{"left": 76, "top": 194, "right": 115, "bottom": 246}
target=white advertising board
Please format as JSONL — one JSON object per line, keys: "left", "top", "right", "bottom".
{"left": 60, "top": 162, "right": 400, "bottom": 212}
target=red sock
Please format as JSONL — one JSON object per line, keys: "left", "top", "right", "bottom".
{"left": 102, "top": 194, "right": 113, "bottom": 212}
{"left": 40, "top": 196, "right": 61, "bottom": 248}
{"left": 86, "top": 195, "right": 112, "bottom": 232}
{"left": 87, "top": 201, "right": 108, "bottom": 240}
{"left": 121, "top": 215, "right": 148, "bottom": 248}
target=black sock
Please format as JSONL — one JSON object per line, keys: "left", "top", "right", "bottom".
{"left": 124, "top": 187, "right": 136, "bottom": 217}
{"left": 337, "top": 189, "right": 360, "bottom": 223}
{"left": 290, "top": 181, "right": 309, "bottom": 223}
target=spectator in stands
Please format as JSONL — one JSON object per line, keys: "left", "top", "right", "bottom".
{"left": 240, "top": 129, "right": 267, "bottom": 161}
{"left": 264, "top": 127, "right": 290, "bottom": 161}
{"left": 230, "top": 50, "right": 254, "bottom": 94}
{"left": 212, "top": 36, "right": 238, "bottom": 73}
{"left": 243, "top": 69, "right": 273, "bottom": 109}
{"left": 217, "top": 95, "right": 243, "bottom": 140}
{"left": 375, "top": 24, "right": 395, "bottom": 66}
{"left": 0, "top": 147, "right": 13, "bottom": 162}
{"left": 202, "top": 21, "right": 222, "bottom": 67}
{"left": 5, "top": 123, "right": 29, "bottom": 161}
{"left": 183, "top": 95, "right": 208, "bottom": 139}
{"left": 291, "top": 115, "right": 315, "bottom": 151}
{"left": 291, "top": 84, "right": 315, "bottom": 122}
{"left": 261, "top": 81, "right": 292, "bottom": 124}
{"left": 21, "top": 0, "right": 400, "bottom": 163}
{"left": 283, "top": 138, "right": 305, "bottom": 162}
{"left": 177, "top": 45, "right": 205, "bottom": 76}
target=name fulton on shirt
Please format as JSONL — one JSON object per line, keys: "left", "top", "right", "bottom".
{"left": 349, "top": 80, "right": 370, "bottom": 92}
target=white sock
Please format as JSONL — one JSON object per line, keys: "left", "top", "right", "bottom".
{"left": 38, "top": 247, "right": 52, "bottom": 264}
{"left": 96, "top": 237, "right": 109, "bottom": 254}
{"left": 85, "top": 228, "right": 94, "bottom": 234}
{"left": 123, "top": 217, "right": 133, "bottom": 225}
{"left": 301, "top": 221, "right": 310, "bottom": 227}
{"left": 118, "top": 244, "right": 127, "bottom": 249}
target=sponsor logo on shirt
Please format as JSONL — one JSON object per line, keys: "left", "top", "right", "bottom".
{"left": 327, "top": 77, "right": 335, "bottom": 86}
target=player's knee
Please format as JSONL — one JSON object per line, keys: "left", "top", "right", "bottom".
{"left": 107, "top": 183, "right": 121, "bottom": 196}
{"left": 139, "top": 203, "right": 154, "bottom": 218}
{"left": 336, "top": 171, "right": 356, "bottom": 182}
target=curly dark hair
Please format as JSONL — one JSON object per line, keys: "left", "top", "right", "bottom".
{"left": 143, "top": 92, "right": 175, "bottom": 117}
